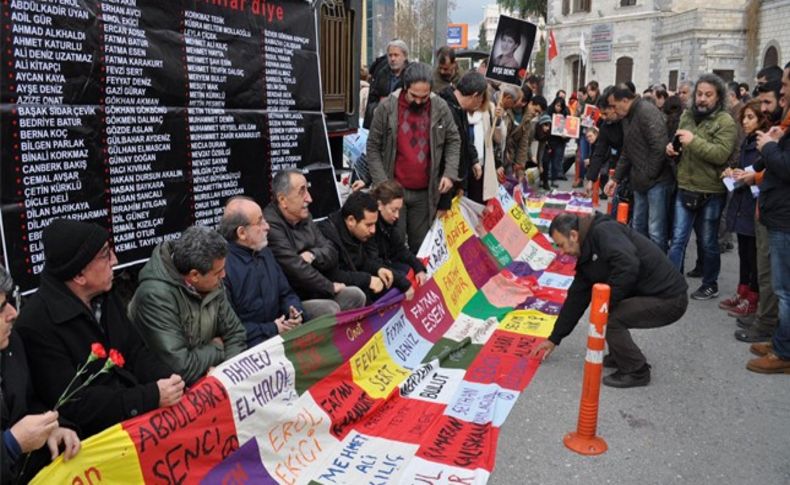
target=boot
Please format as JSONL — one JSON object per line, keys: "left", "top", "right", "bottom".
{"left": 719, "top": 284, "right": 748, "bottom": 310}
{"left": 727, "top": 290, "right": 758, "bottom": 318}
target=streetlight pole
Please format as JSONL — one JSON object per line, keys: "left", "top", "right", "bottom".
{"left": 433, "top": 0, "right": 448, "bottom": 63}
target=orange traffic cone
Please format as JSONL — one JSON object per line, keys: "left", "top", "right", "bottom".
{"left": 616, "top": 202, "right": 628, "bottom": 224}
{"left": 563, "top": 283, "right": 610, "bottom": 456}
{"left": 592, "top": 178, "right": 600, "bottom": 207}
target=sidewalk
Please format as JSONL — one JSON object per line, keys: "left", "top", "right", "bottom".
{"left": 491, "top": 181, "right": 790, "bottom": 484}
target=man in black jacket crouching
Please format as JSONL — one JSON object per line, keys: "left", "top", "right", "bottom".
{"left": 530, "top": 213, "right": 688, "bottom": 388}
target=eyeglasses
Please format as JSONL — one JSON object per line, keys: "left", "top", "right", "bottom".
{"left": 95, "top": 244, "right": 113, "bottom": 262}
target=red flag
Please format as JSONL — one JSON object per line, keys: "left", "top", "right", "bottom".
{"left": 548, "top": 30, "right": 558, "bottom": 62}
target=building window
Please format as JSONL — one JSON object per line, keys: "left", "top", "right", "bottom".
{"left": 764, "top": 46, "right": 779, "bottom": 68}
{"left": 615, "top": 57, "right": 633, "bottom": 84}
{"left": 571, "top": 57, "right": 586, "bottom": 91}
{"left": 573, "top": 0, "right": 591, "bottom": 13}
{"left": 668, "top": 70, "right": 678, "bottom": 91}
{"left": 562, "top": 0, "right": 570, "bottom": 15}
{"left": 620, "top": 0, "right": 636, "bottom": 6}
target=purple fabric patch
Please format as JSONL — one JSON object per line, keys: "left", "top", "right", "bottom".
{"left": 200, "top": 438, "right": 276, "bottom": 485}
{"left": 458, "top": 237, "right": 499, "bottom": 288}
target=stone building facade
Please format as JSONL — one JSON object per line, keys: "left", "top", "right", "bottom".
{"left": 543, "top": 0, "right": 760, "bottom": 97}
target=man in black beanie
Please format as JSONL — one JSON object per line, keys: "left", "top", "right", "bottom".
{"left": 15, "top": 218, "right": 185, "bottom": 439}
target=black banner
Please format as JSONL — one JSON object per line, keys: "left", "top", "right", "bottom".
{"left": 1, "top": 0, "right": 338, "bottom": 291}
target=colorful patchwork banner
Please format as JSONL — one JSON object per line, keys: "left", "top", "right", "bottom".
{"left": 33, "top": 188, "right": 591, "bottom": 484}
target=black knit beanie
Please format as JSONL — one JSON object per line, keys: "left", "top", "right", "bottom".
{"left": 43, "top": 219, "right": 110, "bottom": 281}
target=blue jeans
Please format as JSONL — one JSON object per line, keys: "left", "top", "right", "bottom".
{"left": 768, "top": 229, "right": 790, "bottom": 359}
{"left": 668, "top": 192, "right": 726, "bottom": 287}
{"left": 631, "top": 181, "right": 673, "bottom": 251}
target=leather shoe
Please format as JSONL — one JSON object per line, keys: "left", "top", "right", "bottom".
{"left": 750, "top": 341, "right": 773, "bottom": 357}
{"left": 603, "top": 364, "right": 651, "bottom": 388}
{"left": 734, "top": 327, "right": 772, "bottom": 343}
{"left": 746, "top": 352, "right": 790, "bottom": 374}
{"left": 736, "top": 315, "right": 755, "bottom": 329}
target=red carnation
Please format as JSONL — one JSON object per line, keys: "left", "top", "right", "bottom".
{"left": 518, "top": 68, "right": 527, "bottom": 80}
{"left": 90, "top": 342, "right": 107, "bottom": 359}
{"left": 108, "top": 349, "right": 125, "bottom": 368}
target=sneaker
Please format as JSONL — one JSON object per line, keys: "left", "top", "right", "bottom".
{"left": 734, "top": 327, "right": 772, "bottom": 343}
{"left": 746, "top": 352, "right": 790, "bottom": 374}
{"left": 719, "top": 284, "right": 748, "bottom": 310}
{"left": 718, "top": 293, "right": 743, "bottom": 311}
{"left": 603, "top": 364, "right": 651, "bottom": 388}
{"left": 727, "top": 297, "right": 757, "bottom": 318}
{"left": 750, "top": 341, "right": 773, "bottom": 357}
{"left": 685, "top": 266, "right": 703, "bottom": 278}
{"left": 691, "top": 285, "right": 719, "bottom": 300}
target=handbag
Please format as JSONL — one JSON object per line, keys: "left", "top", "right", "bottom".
{"left": 679, "top": 188, "right": 709, "bottom": 211}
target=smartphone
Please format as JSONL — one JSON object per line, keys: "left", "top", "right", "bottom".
{"left": 672, "top": 134, "right": 683, "bottom": 154}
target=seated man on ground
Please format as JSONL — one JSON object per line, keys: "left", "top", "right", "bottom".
{"left": 219, "top": 196, "right": 305, "bottom": 346}
{"left": 319, "top": 191, "right": 414, "bottom": 303}
{"left": 1, "top": 264, "right": 81, "bottom": 482}
{"left": 16, "top": 219, "right": 183, "bottom": 439}
{"left": 130, "top": 225, "right": 247, "bottom": 386}
{"left": 265, "top": 169, "right": 367, "bottom": 314}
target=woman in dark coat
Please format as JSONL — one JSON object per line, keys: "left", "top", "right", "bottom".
{"left": 720, "top": 100, "right": 768, "bottom": 316}
{"left": 371, "top": 180, "right": 428, "bottom": 291}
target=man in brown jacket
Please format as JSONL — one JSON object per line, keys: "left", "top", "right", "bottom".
{"left": 366, "top": 62, "right": 461, "bottom": 253}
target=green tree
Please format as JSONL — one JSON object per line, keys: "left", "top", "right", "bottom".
{"left": 496, "top": 0, "right": 547, "bottom": 18}
{"left": 477, "top": 22, "right": 490, "bottom": 52}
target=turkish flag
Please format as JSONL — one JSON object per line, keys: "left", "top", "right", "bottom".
{"left": 548, "top": 30, "right": 558, "bottom": 61}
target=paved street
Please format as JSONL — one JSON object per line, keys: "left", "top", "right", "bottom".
{"left": 491, "top": 189, "right": 790, "bottom": 484}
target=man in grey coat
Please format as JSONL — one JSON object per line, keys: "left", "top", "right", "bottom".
{"left": 366, "top": 62, "right": 461, "bottom": 253}
{"left": 605, "top": 84, "right": 674, "bottom": 251}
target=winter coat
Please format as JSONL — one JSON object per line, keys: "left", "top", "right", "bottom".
{"left": 586, "top": 120, "right": 623, "bottom": 182}
{"left": 438, "top": 86, "right": 478, "bottom": 190}
{"left": 725, "top": 135, "right": 759, "bottom": 236}
{"left": 129, "top": 242, "right": 247, "bottom": 386}
{"left": 16, "top": 273, "right": 172, "bottom": 438}
{"left": 363, "top": 59, "right": 409, "bottom": 129}
{"left": 676, "top": 107, "right": 737, "bottom": 194}
{"left": 366, "top": 89, "right": 461, "bottom": 220}
{"left": 614, "top": 97, "right": 673, "bottom": 192}
{"left": 264, "top": 202, "right": 339, "bottom": 300}
{"left": 374, "top": 216, "right": 426, "bottom": 276}
{"left": 754, "top": 129, "right": 790, "bottom": 231}
{"left": 224, "top": 242, "right": 304, "bottom": 347}
{"left": 318, "top": 211, "right": 411, "bottom": 302}
{"left": 1, "top": 332, "right": 73, "bottom": 482}
{"left": 548, "top": 214, "right": 688, "bottom": 346}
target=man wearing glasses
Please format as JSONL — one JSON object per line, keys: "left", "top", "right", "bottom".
{"left": 15, "top": 219, "right": 184, "bottom": 440}
{"left": 367, "top": 62, "right": 461, "bottom": 253}
{"left": 1, "top": 265, "right": 81, "bottom": 482}
{"left": 219, "top": 196, "right": 306, "bottom": 347}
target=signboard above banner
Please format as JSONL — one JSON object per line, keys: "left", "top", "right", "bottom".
{"left": 590, "top": 23, "right": 613, "bottom": 62}
{"left": 0, "top": 0, "right": 340, "bottom": 292}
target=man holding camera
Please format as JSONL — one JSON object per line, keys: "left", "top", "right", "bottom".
{"left": 666, "top": 74, "right": 738, "bottom": 301}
